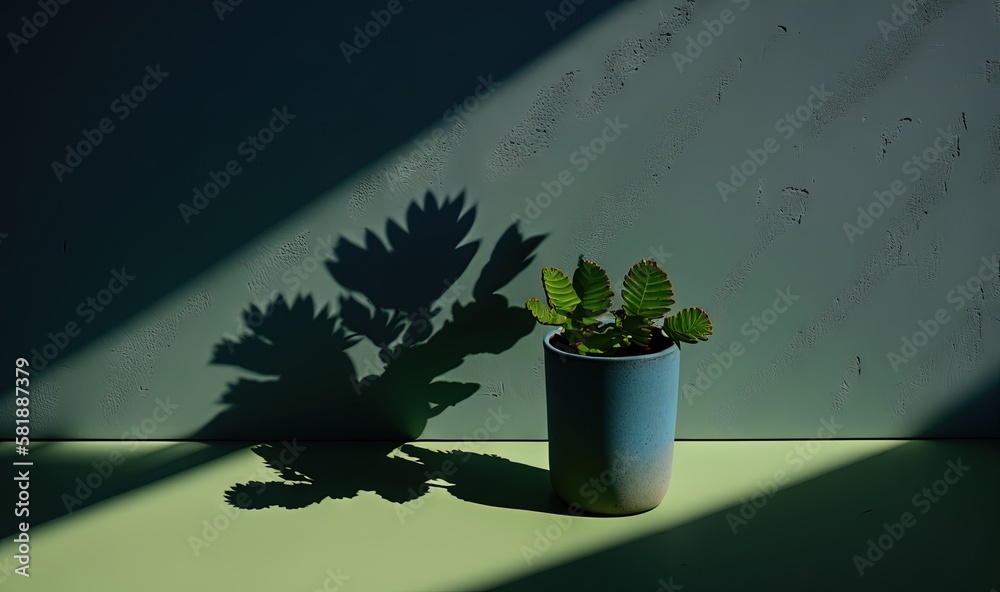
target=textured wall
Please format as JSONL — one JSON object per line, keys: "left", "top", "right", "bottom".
{"left": 2, "top": 0, "right": 998, "bottom": 440}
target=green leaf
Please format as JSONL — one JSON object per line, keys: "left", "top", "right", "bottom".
{"left": 621, "top": 259, "right": 674, "bottom": 320}
{"left": 526, "top": 297, "right": 568, "bottom": 326}
{"left": 621, "top": 315, "right": 654, "bottom": 348}
{"left": 663, "top": 307, "right": 713, "bottom": 344}
{"left": 542, "top": 267, "right": 581, "bottom": 316}
{"left": 572, "top": 258, "right": 614, "bottom": 317}
{"left": 575, "top": 325, "right": 626, "bottom": 355}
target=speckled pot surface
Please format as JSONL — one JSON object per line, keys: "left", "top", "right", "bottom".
{"left": 543, "top": 329, "right": 680, "bottom": 515}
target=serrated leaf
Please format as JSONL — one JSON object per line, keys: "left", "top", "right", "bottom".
{"left": 621, "top": 315, "right": 654, "bottom": 348}
{"left": 542, "top": 267, "right": 581, "bottom": 316}
{"left": 526, "top": 297, "right": 567, "bottom": 326}
{"left": 572, "top": 257, "right": 613, "bottom": 317}
{"left": 574, "top": 325, "right": 626, "bottom": 355}
{"left": 663, "top": 307, "right": 713, "bottom": 344}
{"left": 621, "top": 259, "right": 674, "bottom": 320}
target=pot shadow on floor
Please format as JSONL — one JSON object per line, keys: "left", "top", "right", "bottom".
{"left": 224, "top": 442, "right": 569, "bottom": 514}
{"left": 488, "top": 437, "right": 1000, "bottom": 592}
{"left": 484, "top": 368, "right": 1000, "bottom": 591}
{"left": 194, "top": 190, "right": 576, "bottom": 513}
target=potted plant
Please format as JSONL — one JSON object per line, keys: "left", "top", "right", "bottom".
{"left": 526, "top": 257, "right": 712, "bottom": 515}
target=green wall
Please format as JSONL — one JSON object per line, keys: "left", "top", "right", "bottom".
{"left": 2, "top": 0, "right": 998, "bottom": 440}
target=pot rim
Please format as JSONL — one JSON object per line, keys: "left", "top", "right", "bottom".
{"left": 543, "top": 329, "right": 679, "bottom": 362}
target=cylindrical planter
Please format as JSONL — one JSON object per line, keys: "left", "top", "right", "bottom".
{"left": 543, "top": 329, "right": 680, "bottom": 515}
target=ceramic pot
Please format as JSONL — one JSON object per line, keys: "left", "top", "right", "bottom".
{"left": 543, "top": 329, "right": 680, "bottom": 515}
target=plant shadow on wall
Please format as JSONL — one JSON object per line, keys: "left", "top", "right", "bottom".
{"left": 195, "top": 191, "right": 564, "bottom": 513}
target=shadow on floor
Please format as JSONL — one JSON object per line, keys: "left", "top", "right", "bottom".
{"left": 0, "top": 441, "right": 242, "bottom": 539}
{"left": 488, "top": 439, "right": 1000, "bottom": 592}
{"left": 195, "top": 190, "right": 556, "bottom": 510}
{"left": 223, "top": 443, "right": 567, "bottom": 515}
{"left": 1, "top": 191, "right": 548, "bottom": 537}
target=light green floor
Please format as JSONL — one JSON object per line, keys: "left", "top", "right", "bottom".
{"left": 1, "top": 440, "right": 997, "bottom": 591}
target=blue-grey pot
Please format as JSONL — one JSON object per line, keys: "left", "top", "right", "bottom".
{"left": 543, "top": 329, "right": 680, "bottom": 515}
